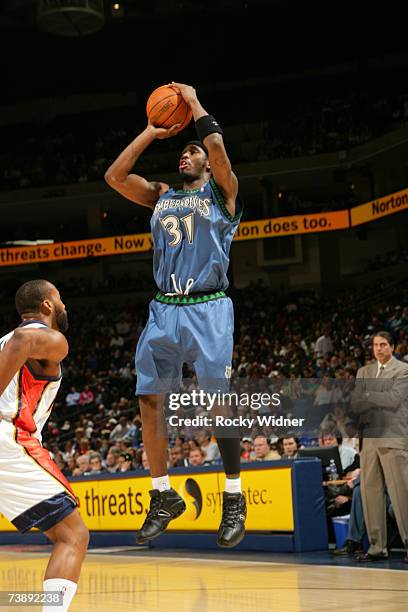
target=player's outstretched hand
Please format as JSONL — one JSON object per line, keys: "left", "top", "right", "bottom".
{"left": 170, "top": 82, "right": 198, "bottom": 106}
{"left": 147, "top": 121, "right": 181, "bottom": 140}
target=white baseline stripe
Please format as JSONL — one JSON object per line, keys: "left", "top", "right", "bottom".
{"left": 86, "top": 552, "right": 408, "bottom": 573}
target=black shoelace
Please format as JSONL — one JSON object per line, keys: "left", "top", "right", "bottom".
{"left": 222, "top": 498, "right": 242, "bottom": 528}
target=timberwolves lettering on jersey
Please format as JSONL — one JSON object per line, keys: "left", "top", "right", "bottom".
{"left": 151, "top": 178, "right": 242, "bottom": 295}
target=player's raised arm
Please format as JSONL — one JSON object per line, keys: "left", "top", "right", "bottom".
{"left": 0, "top": 327, "right": 68, "bottom": 396}
{"left": 104, "top": 123, "right": 180, "bottom": 208}
{"left": 172, "top": 82, "right": 239, "bottom": 217}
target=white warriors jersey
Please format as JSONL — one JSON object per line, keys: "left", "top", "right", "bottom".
{"left": 0, "top": 321, "right": 62, "bottom": 441}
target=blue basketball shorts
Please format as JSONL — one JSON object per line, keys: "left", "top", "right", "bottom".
{"left": 136, "top": 296, "right": 234, "bottom": 394}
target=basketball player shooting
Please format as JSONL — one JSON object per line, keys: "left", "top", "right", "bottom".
{"left": 105, "top": 82, "right": 246, "bottom": 548}
{"left": 0, "top": 281, "right": 88, "bottom": 612}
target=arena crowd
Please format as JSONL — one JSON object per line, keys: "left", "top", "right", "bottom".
{"left": 1, "top": 279, "right": 406, "bottom": 480}
{"left": 1, "top": 87, "right": 407, "bottom": 192}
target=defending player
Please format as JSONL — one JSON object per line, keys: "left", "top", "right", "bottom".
{"left": 105, "top": 82, "right": 246, "bottom": 547}
{"left": 0, "top": 280, "right": 89, "bottom": 612}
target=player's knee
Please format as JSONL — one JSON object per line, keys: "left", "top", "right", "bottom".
{"left": 75, "top": 523, "right": 90, "bottom": 553}
{"left": 68, "top": 524, "right": 89, "bottom": 557}
{"left": 56, "top": 521, "right": 89, "bottom": 554}
{"left": 139, "top": 394, "right": 162, "bottom": 413}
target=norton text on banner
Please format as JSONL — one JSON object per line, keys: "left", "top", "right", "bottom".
{"left": 351, "top": 187, "right": 408, "bottom": 227}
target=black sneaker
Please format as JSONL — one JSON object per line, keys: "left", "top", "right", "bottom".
{"left": 217, "top": 492, "right": 247, "bottom": 548}
{"left": 137, "top": 488, "right": 186, "bottom": 545}
{"left": 333, "top": 540, "right": 364, "bottom": 556}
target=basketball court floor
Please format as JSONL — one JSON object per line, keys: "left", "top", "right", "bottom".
{"left": 0, "top": 547, "right": 407, "bottom": 611}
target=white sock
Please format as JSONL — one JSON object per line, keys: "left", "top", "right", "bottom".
{"left": 225, "top": 477, "right": 242, "bottom": 494}
{"left": 43, "top": 578, "right": 77, "bottom": 611}
{"left": 152, "top": 475, "right": 171, "bottom": 492}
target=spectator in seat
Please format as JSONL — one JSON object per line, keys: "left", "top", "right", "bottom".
{"left": 189, "top": 447, "right": 206, "bottom": 467}
{"left": 320, "top": 427, "right": 357, "bottom": 473}
{"left": 333, "top": 470, "right": 365, "bottom": 556}
{"left": 315, "top": 326, "right": 334, "bottom": 357}
{"left": 78, "top": 437, "right": 90, "bottom": 455}
{"left": 110, "top": 333, "right": 124, "bottom": 349}
{"left": 334, "top": 471, "right": 396, "bottom": 557}
{"left": 105, "top": 447, "right": 121, "bottom": 473}
{"left": 342, "top": 418, "right": 360, "bottom": 451}
{"left": 117, "top": 452, "right": 134, "bottom": 472}
{"left": 252, "top": 435, "right": 280, "bottom": 461}
{"left": 181, "top": 442, "right": 191, "bottom": 464}
{"left": 109, "top": 415, "right": 131, "bottom": 442}
{"left": 169, "top": 446, "right": 185, "bottom": 468}
{"left": 280, "top": 436, "right": 300, "bottom": 458}
{"left": 240, "top": 437, "right": 253, "bottom": 462}
{"left": 84, "top": 452, "right": 105, "bottom": 476}
{"left": 79, "top": 385, "right": 94, "bottom": 406}
{"left": 62, "top": 439, "right": 75, "bottom": 463}
{"left": 314, "top": 375, "right": 335, "bottom": 421}
{"left": 72, "top": 454, "right": 90, "bottom": 477}
{"left": 117, "top": 439, "right": 132, "bottom": 453}
{"left": 65, "top": 385, "right": 80, "bottom": 407}
{"left": 122, "top": 415, "right": 142, "bottom": 447}
{"left": 60, "top": 419, "right": 72, "bottom": 435}
{"left": 196, "top": 429, "right": 220, "bottom": 462}
{"left": 65, "top": 456, "right": 76, "bottom": 476}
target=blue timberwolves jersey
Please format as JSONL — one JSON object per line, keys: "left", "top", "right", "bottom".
{"left": 151, "top": 178, "right": 242, "bottom": 294}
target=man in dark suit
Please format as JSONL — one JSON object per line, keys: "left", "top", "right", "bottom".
{"left": 351, "top": 331, "right": 408, "bottom": 562}
{"left": 169, "top": 445, "right": 188, "bottom": 468}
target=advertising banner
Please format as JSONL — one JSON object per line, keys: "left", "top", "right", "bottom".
{"left": 351, "top": 187, "right": 408, "bottom": 227}
{"left": 1, "top": 186, "right": 406, "bottom": 267}
{"left": 234, "top": 210, "right": 349, "bottom": 241}
{"left": 0, "top": 232, "right": 153, "bottom": 268}
{"left": 0, "top": 466, "right": 294, "bottom": 533}
{"left": 0, "top": 212, "right": 349, "bottom": 268}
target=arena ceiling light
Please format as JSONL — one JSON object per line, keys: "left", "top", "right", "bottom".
{"left": 3, "top": 240, "right": 55, "bottom": 246}
{"left": 112, "top": 2, "right": 124, "bottom": 16}
{"left": 36, "top": 0, "right": 105, "bottom": 36}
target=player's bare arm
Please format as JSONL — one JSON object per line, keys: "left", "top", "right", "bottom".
{"left": 0, "top": 327, "right": 68, "bottom": 396}
{"left": 104, "top": 122, "right": 180, "bottom": 208}
{"left": 172, "top": 82, "right": 239, "bottom": 217}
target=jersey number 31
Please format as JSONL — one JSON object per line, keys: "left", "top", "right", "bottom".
{"left": 160, "top": 213, "right": 195, "bottom": 247}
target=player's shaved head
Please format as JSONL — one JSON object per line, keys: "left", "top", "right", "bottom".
{"left": 15, "top": 279, "right": 55, "bottom": 316}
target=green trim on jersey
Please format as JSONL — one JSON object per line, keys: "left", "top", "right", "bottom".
{"left": 210, "top": 177, "right": 242, "bottom": 223}
{"left": 174, "top": 186, "right": 204, "bottom": 194}
{"left": 155, "top": 290, "right": 226, "bottom": 306}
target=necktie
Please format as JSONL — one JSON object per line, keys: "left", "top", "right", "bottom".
{"left": 377, "top": 365, "right": 385, "bottom": 378}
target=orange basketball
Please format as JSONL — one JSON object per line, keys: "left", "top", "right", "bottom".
{"left": 146, "top": 85, "right": 192, "bottom": 134}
